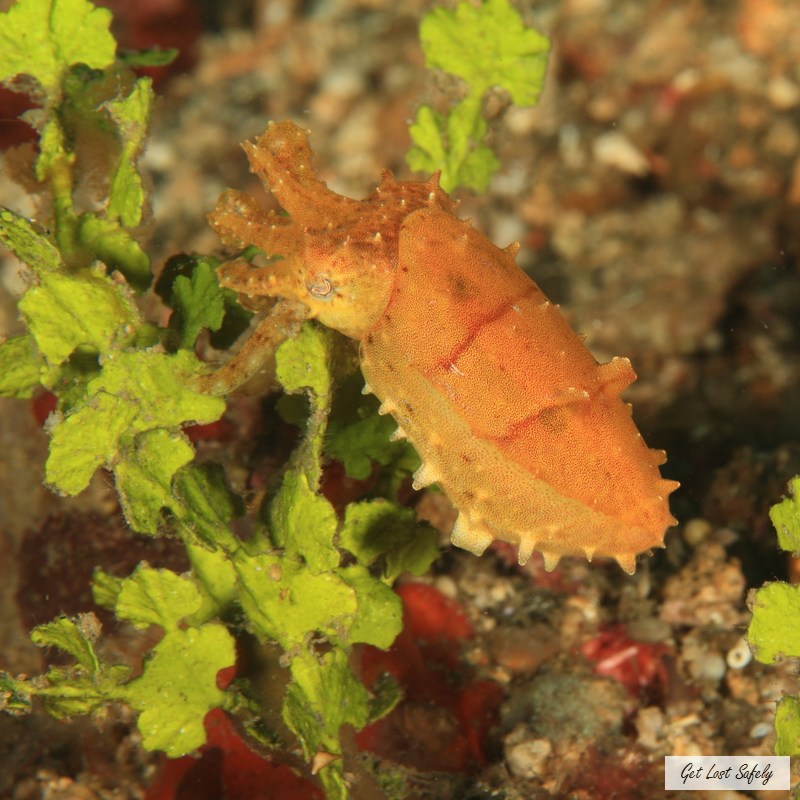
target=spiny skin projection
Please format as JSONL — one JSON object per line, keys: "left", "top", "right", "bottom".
{"left": 208, "top": 120, "right": 679, "bottom": 573}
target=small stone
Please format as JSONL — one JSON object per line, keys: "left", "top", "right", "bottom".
{"left": 506, "top": 735, "right": 552, "bottom": 780}
{"left": 767, "top": 75, "right": 800, "bottom": 109}
{"left": 593, "top": 131, "right": 650, "bottom": 176}
{"left": 492, "top": 625, "right": 559, "bottom": 674}
{"left": 749, "top": 721, "right": 773, "bottom": 739}
{"left": 683, "top": 518, "right": 712, "bottom": 547}
{"left": 636, "top": 706, "right": 665, "bottom": 750}
{"left": 683, "top": 635, "right": 727, "bottom": 682}
{"left": 505, "top": 106, "right": 542, "bottom": 136}
{"left": 433, "top": 575, "right": 458, "bottom": 599}
{"left": 689, "top": 651, "right": 727, "bottom": 682}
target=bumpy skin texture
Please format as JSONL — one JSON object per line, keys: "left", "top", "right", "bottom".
{"left": 210, "top": 121, "right": 679, "bottom": 573}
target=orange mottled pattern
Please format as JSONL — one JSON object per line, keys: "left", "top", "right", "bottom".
{"left": 209, "top": 121, "right": 679, "bottom": 573}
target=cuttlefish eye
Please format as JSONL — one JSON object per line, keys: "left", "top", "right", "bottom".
{"left": 307, "top": 277, "right": 334, "bottom": 300}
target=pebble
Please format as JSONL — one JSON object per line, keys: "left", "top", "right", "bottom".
{"left": 683, "top": 635, "right": 727, "bottom": 682}
{"left": 433, "top": 575, "right": 458, "bottom": 599}
{"left": 493, "top": 625, "right": 560, "bottom": 674}
{"left": 690, "top": 651, "right": 727, "bottom": 682}
{"left": 505, "top": 106, "right": 543, "bottom": 136}
{"left": 767, "top": 75, "right": 800, "bottom": 109}
{"left": 592, "top": 131, "right": 650, "bottom": 176}
{"left": 636, "top": 706, "right": 664, "bottom": 750}
{"left": 749, "top": 721, "right": 773, "bottom": 739}
{"left": 506, "top": 735, "right": 552, "bottom": 780}
{"left": 683, "top": 518, "right": 712, "bottom": 547}
{"left": 140, "top": 140, "right": 176, "bottom": 173}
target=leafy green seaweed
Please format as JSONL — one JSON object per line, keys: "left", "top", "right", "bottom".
{"left": 748, "top": 476, "right": 800, "bottom": 755}
{"left": 407, "top": 0, "right": 550, "bottom": 192}
{"left": 0, "top": 0, "right": 115, "bottom": 99}
{"left": 0, "top": 0, "right": 456, "bottom": 796}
